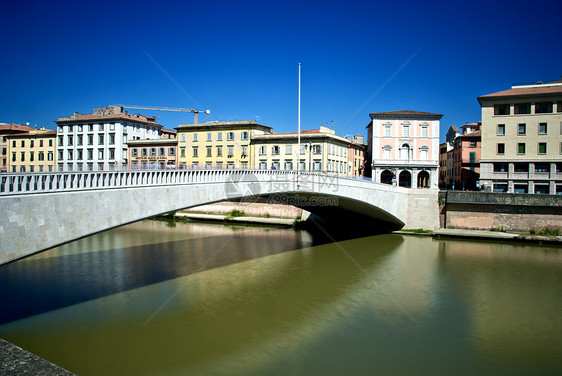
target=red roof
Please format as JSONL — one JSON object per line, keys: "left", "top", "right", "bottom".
{"left": 369, "top": 110, "right": 443, "bottom": 118}
{"left": 478, "top": 84, "right": 562, "bottom": 103}
{"left": 0, "top": 123, "right": 35, "bottom": 133}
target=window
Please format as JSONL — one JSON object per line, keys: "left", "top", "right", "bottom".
{"left": 67, "top": 150, "right": 73, "bottom": 160}
{"left": 539, "top": 123, "right": 547, "bottom": 135}
{"left": 285, "top": 161, "right": 293, "bottom": 170}
{"left": 241, "top": 146, "right": 248, "bottom": 157}
{"left": 150, "top": 148, "right": 157, "bottom": 156}
{"left": 494, "top": 104, "right": 510, "bottom": 115}
{"left": 58, "top": 136, "right": 63, "bottom": 146}
{"left": 497, "top": 143, "right": 505, "bottom": 154}
{"left": 259, "top": 161, "right": 267, "bottom": 170}
{"left": 48, "top": 151, "right": 53, "bottom": 161}
{"left": 207, "top": 133, "right": 212, "bottom": 141}
{"left": 421, "top": 126, "right": 428, "bottom": 138}
{"left": 109, "top": 149, "right": 115, "bottom": 160}
{"left": 216, "top": 147, "right": 222, "bottom": 157}
{"left": 88, "top": 124, "right": 94, "bottom": 132}
{"left": 98, "top": 134, "right": 104, "bottom": 145}
{"left": 538, "top": 142, "right": 547, "bottom": 154}
{"left": 77, "top": 125, "right": 83, "bottom": 132}
{"left": 180, "top": 134, "right": 186, "bottom": 142}
{"left": 109, "top": 134, "right": 115, "bottom": 145}
{"left": 206, "top": 147, "right": 212, "bottom": 157}
{"left": 59, "top": 150, "right": 64, "bottom": 160}
{"left": 88, "top": 134, "right": 93, "bottom": 145}
{"left": 30, "top": 139, "right": 34, "bottom": 148}
{"left": 535, "top": 185, "right": 550, "bottom": 194}
{"left": 469, "top": 140, "right": 477, "bottom": 148}
{"left": 493, "top": 163, "right": 508, "bottom": 172}
{"left": 227, "top": 147, "right": 234, "bottom": 157}
{"left": 420, "top": 147, "right": 428, "bottom": 161}
{"left": 99, "top": 123, "right": 105, "bottom": 131}
{"left": 497, "top": 124, "right": 505, "bottom": 136}
{"left": 98, "top": 149, "right": 104, "bottom": 159}
{"left": 38, "top": 151, "right": 44, "bottom": 161}
{"left": 193, "top": 133, "right": 198, "bottom": 142}
{"left": 515, "top": 103, "right": 531, "bottom": 114}
{"left": 286, "top": 145, "right": 292, "bottom": 155}
{"left": 384, "top": 124, "right": 391, "bottom": 137}
{"left": 241, "top": 131, "right": 249, "bottom": 140}
{"left": 272, "top": 146, "right": 280, "bottom": 155}
{"left": 535, "top": 102, "right": 552, "bottom": 113}
{"left": 180, "top": 148, "right": 185, "bottom": 158}
{"left": 299, "top": 161, "right": 306, "bottom": 171}
{"left": 313, "top": 161, "right": 322, "bottom": 171}
{"left": 534, "top": 163, "right": 550, "bottom": 173}
{"left": 217, "top": 133, "right": 222, "bottom": 141}
{"left": 518, "top": 123, "right": 526, "bottom": 135}
{"left": 192, "top": 147, "right": 198, "bottom": 157}
{"left": 132, "top": 149, "right": 138, "bottom": 157}
{"left": 49, "top": 139, "right": 53, "bottom": 147}
{"left": 300, "top": 145, "right": 305, "bottom": 155}
{"left": 383, "top": 146, "right": 391, "bottom": 160}
{"left": 312, "top": 145, "right": 321, "bottom": 154}
{"left": 402, "top": 124, "right": 410, "bottom": 137}
{"left": 169, "top": 148, "right": 175, "bottom": 156}
{"left": 76, "top": 135, "right": 82, "bottom": 146}
{"left": 159, "top": 147, "right": 165, "bottom": 156}
{"left": 517, "top": 143, "right": 526, "bottom": 154}
{"left": 227, "top": 132, "right": 235, "bottom": 141}
{"left": 87, "top": 149, "right": 93, "bottom": 160}
{"left": 259, "top": 146, "right": 266, "bottom": 155}
{"left": 77, "top": 149, "right": 83, "bottom": 160}
{"left": 110, "top": 123, "right": 115, "bottom": 131}
{"left": 514, "top": 163, "right": 529, "bottom": 173}
{"left": 271, "top": 161, "right": 280, "bottom": 170}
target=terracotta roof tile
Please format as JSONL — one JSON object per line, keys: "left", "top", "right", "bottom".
{"left": 56, "top": 113, "right": 162, "bottom": 127}
{"left": 478, "top": 85, "right": 562, "bottom": 102}
{"left": 369, "top": 110, "right": 443, "bottom": 118}
{"left": 0, "top": 123, "right": 36, "bottom": 132}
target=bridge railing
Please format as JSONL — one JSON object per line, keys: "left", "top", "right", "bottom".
{"left": 0, "top": 170, "right": 376, "bottom": 196}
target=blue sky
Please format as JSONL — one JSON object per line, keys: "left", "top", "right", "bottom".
{"left": 1, "top": 0, "right": 561, "bottom": 142}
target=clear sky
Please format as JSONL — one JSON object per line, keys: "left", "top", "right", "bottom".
{"left": 1, "top": 0, "right": 561, "bottom": 142}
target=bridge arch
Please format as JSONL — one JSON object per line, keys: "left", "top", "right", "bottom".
{"left": 0, "top": 170, "right": 438, "bottom": 264}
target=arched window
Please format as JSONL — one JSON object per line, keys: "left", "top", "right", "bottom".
{"left": 417, "top": 170, "right": 430, "bottom": 188}
{"left": 400, "top": 143, "right": 410, "bottom": 161}
{"left": 380, "top": 170, "right": 393, "bottom": 185}
{"left": 399, "top": 170, "right": 411, "bottom": 188}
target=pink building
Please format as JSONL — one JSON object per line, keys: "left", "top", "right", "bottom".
{"left": 453, "top": 122, "right": 481, "bottom": 190}
{"left": 367, "top": 110, "right": 442, "bottom": 188}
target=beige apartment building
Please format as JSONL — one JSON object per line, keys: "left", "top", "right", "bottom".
{"left": 7, "top": 128, "right": 57, "bottom": 172}
{"left": 477, "top": 81, "right": 562, "bottom": 194}
{"left": 128, "top": 138, "right": 178, "bottom": 169}
{"left": 1, "top": 123, "right": 35, "bottom": 172}
{"left": 175, "top": 120, "right": 272, "bottom": 170}
{"left": 251, "top": 126, "right": 364, "bottom": 176}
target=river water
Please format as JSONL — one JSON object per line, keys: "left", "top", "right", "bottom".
{"left": 0, "top": 221, "right": 561, "bottom": 375}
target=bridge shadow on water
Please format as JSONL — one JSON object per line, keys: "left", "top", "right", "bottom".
{"left": 0, "top": 223, "right": 386, "bottom": 326}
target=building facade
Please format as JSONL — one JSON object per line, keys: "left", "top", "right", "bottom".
{"left": 367, "top": 110, "right": 442, "bottom": 188}
{"left": 55, "top": 106, "right": 162, "bottom": 171}
{"left": 128, "top": 139, "right": 178, "bottom": 169}
{"left": 250, "top": 126, "right": 364, "bottom": 176}
{"left": 477, "top": 81, "right": 562, "bottom": 194}
{"left": 6, "top": 128, "right": 57, "bottom": 172}
{"left": 1, "top": 123, "right": 35, "bottom": 172}
{"left": 175, "top": 120, "right": 272, "bottom": 170}
{"left": 452, "top": 122, "right": 481, "bottom": 191}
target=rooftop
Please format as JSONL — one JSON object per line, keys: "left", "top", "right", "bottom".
{"left": 477, "top": 81, "right": 562, "bottom": 103}
{"left": 0, "top": 123, "right": 36, "bottom": 133}
{"left": 369, "top": 110, "right": 443, "bottom": 119}
{"left": 56, "top": 106, "right": 161, "bottom": 127}
{"left": 176, "top": 120, "right": 272, "bottom": 130}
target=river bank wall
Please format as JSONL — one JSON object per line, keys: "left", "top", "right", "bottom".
{"left": 440, "top": 191, "right": 562, "bottom": 232}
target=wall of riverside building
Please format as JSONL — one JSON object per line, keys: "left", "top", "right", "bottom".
{"left": 441, "top": 191, "right": 562, "bottom": 231}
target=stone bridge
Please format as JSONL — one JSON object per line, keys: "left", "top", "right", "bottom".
{"left": 0, "top": 170, "right": 438, "bottom": 264}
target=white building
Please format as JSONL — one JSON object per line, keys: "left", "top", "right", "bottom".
{"left": 55, "top": 106, "right": 162, "bottom": 171}
{"left": 367, "top": 110, "right": 442, "bottom": 188}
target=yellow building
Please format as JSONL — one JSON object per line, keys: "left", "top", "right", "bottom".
{"left": 175, "top": 120, "right": 272, "bottom": 169}
{"left": 7, "top": 128, "right": 57, "bottom": 173}
{"left": 251, "top": 126, "right": 363, "bottom": 176}
{"left": 1, "top": 123, "right": 35, "bottom": 172}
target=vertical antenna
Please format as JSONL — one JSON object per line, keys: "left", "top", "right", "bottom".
{"left": 297, "top": 62, "right": 301, "bottom": 189}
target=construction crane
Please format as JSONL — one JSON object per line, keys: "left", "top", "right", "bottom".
{"left": 115, "top": 105, "right": 211, "bottom": 123}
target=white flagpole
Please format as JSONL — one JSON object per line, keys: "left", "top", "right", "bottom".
{"left": 297, "top": 63, "right": 301, "bottom": 189}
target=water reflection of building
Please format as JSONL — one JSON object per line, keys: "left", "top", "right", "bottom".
{"left": 437, "top": 241, "right": 562, "bottom": 366}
